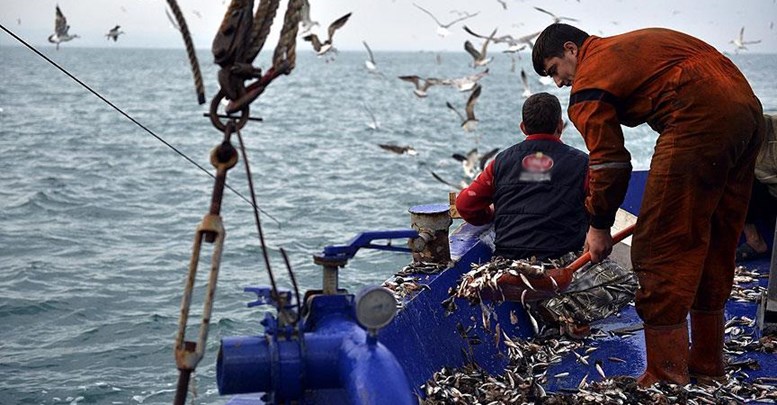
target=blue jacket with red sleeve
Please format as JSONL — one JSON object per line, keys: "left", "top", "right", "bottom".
{"left": 456, "top": 134, "right": 589, "bottom": 260}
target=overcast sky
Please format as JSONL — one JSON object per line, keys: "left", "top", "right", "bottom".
{"left": 1, "top": 0, "right": 775, "bottom": 54}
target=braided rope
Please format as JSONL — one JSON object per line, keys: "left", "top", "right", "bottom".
{"left": 245, "top": 0, "right": 281, "bottom": 63}
{"left": 165, "top": 0, "right": 205, "bottom": 104}
{"left": 273, "top": 0, "right": 302, "bottom": 71}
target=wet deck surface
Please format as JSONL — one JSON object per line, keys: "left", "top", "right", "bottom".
{"left": 545, "top": 254, "right": 776, "bottom": 394}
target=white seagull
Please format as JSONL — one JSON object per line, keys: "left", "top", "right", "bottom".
{"left": 533, "top": 7, "right": 578, "bottom": 23}
{"left": 520, "top": 69, "right": 532, "bottom": 98}
{"left": 105, "top": 25, "right": 124, "bottom": 42}
{"left": 440, "top": 69, "right": 489, "bottom": 92}
{"left": 364, "top": 104, "right": 380, "bottom": 130}
{"left": 452, "top": 147, "right": 500, "bottom": 178}
{"left": 445, "top": 84, "right": 482, "bottom": 132}
{"left": 730, "top": 26, "right": 761, "bottom": 53}
{"left": 48, "top": 5, "right": 79, "bottom": 50}
{"left": 303, "top": 12, "right": 352, "bottom": 58}
{"left": 399, "top": 75, "right": 442, "bottom": 98}
{"left": 299, "top": 0, "right": 319, "bottom": 35}
{"left": 463, "top": 25, "right": 539, "bottom": 52}
{"left": 464, "top": 28, "right": 497, "bottom": 67}
{"left": 363, "top": 40, "right": 377, "bottom": 72}
{"left": 412, "top": 3, "right": 479, "bottom": 37}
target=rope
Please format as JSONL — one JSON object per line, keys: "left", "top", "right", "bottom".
{"left": 0, "top": 23, "right": 281, "bottom": 226}
{"left": 273, "top": 0, "right": 302, "bottom": 70}
{"left": 165, "top": 0, "right": 206, "bottom": 105}
{"left": 235, "top": 127, "right": 281, "bottom": 303}
{"left": 246, "top": 0, "right": 282, "bottom": 63}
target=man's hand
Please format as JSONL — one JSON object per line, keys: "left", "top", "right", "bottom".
{"left": 584, "top": 226, "right": 613, "bottom": 263}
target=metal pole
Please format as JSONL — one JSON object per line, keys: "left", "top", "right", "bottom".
{"left": 758, "top": 216, "right": 777, "bottom": 334}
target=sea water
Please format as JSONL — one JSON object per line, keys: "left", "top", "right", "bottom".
{"left": 1, "top": 45, "right": 775, "bottom": 404}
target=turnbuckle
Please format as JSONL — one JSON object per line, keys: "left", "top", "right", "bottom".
{"left": 173, "top": 122, "right": 239, "bottom": 405}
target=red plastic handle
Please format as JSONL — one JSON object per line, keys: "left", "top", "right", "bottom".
{"left": 567, "top": 223, "right": 636, "bottom": 272}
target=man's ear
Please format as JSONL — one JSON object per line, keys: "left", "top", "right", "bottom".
{"left": 555, "top": 119, "right": 564, "bottom": 135}
{"left": 520, "top": 121, "right": 527, "bottom": 135}
{"left": 563, "top": 41, "right": 578, "bottom": 56}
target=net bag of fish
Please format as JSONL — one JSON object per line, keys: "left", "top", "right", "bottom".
{"left": 455, "top": 255, "right": 638, "bottom": 337}
{"left": 530, "top": 260, "right": 638, "bottom": 336}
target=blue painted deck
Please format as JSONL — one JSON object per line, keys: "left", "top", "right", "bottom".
{"left": 224, "top": 170, "right": 776, "bottom": 403}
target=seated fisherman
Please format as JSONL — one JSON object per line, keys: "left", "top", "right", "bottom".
{"left": 456, "top": 92, "right": 588, "bottom": 261}
{"left": 455, "top": 92, "right": 637, "bottom": 338}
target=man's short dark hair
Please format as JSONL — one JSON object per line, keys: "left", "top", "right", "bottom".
{"left": 522, "top": 92, "right": 561, "bottom": 134}
{"left": 532, "top": 23, "right": 590, "bottom": 76}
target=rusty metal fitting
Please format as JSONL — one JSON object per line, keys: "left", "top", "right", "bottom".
{"left": 209, "top": 89, "right": 250, "bottom": 131}
{"left": 210, "top": 141, "right": 239, "bottom": 171}
{"left": 408, "top": 204, "right": 452, "bottom": 265}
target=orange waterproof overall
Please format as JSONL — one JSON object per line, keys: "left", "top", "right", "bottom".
{"left": 568, "top": 29, "right": 764, "bottom": 382}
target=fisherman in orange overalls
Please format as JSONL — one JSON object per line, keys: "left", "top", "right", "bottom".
{"left": 531, "top": 23, "right": 765, "bottom": 386}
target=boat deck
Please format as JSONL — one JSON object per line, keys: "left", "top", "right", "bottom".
{"left": 544, "top": 252, "right": 776, "bottom": 395}
{"left": 223, "top": 170, "right": 776, "bottom": 403}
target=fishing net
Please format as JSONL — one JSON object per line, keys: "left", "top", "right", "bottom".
{"left": 530, "top": 259, "right": 638, "bottom": 337}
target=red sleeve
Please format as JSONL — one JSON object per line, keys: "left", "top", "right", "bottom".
{"left": 455, "top": 160, "right": 496, "bottom": 225}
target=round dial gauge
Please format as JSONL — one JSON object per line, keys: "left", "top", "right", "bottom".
{"left": 355, "top": 286, "right": 398, "bottom": 330}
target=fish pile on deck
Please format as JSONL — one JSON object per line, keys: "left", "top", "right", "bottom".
{"left": 383, "top": 274, "right": 430, "bottom": 306}
{"left": 452, "top": 255, "right": 576, "bottom": 306}
{"left": 419, "top": 260, "right": 777, "bottom": 404}
{"left": 730, "top": 265, "right": 768, "bottom": 302}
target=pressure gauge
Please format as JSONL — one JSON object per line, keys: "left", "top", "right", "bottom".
{"left": 354, "top": 286, "right": 398, "bottom": 332}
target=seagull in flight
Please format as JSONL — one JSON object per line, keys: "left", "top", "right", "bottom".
{"left": 303, "top": 12, "right": 352, "bottom": 59}
{"left": 464, "top": 28, "right": 497, "bottom": 67}
{"left": 430, "top": 171, "right": 466, "bottom": 190}
{"left": 430, "top": 147, "right": 499, "bottom": 189}
{"left": 399, "top": 75, "right": 442, "bottom": 98}
{"left": 520, "top": 69, "right": 532, "bottom": 98}
{"left": 299, "top": 0, "right": 319, "bottom": 35}
{"left": 445, "top": 84, "right": 482, "bottom": 132}
{"left": 165, "top": 7, "right": 181, "bottom": 32}
{"left": 440, "top": 69, "right": 489, "bottom": 92}
{"left": 533, "top": 7, "right": 578, "bottom": 23}
{"left": 363, "top": 40, "right": 378, "bottom": 72}
{"left": 105, "top": 25, "right": 124, "bottom": 42}
{"left": 730, "top": 26, "right": 761, "bottom": 53}
{"left": 464, "top": 25, "right": 539, "bottom": 52}
{"left": 451, "top": 147, "right": 500, "bottom": 179}
{"left": 413, "top": 3, "right": 479, "bottom": 37}
{"left": 48, "top": 5, "right": 79, "bottom": 50}
{"left": 379, "top": 144, "right": 417, "bottom": 155}
{"left": 364, "top": 104, "right": 380, "bottom": 130}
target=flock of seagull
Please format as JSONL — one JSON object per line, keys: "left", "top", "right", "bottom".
{"left": 46, "top": 5, "right": 123, "bottom": 50}
{"left": 41, "top": 2, "right": 768, "bottom": 188}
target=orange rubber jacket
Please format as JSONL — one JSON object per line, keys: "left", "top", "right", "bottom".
{"left": 568, "top": 28, "right": 760, "bottom": 228}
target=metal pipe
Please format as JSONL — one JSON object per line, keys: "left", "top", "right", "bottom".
{"left": 217, "top": 298, "right": 414, "bottom": 404}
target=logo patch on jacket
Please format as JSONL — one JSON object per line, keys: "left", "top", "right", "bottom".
{"left": 519, "top": 152, "right": 553, "bottom": 182}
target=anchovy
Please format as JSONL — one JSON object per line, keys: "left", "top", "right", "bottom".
{"left": 595, "top": 360, "right": 606, "bottom": 379}
{"left": 518, "top": 273, "right": 536, "bottom": 291}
